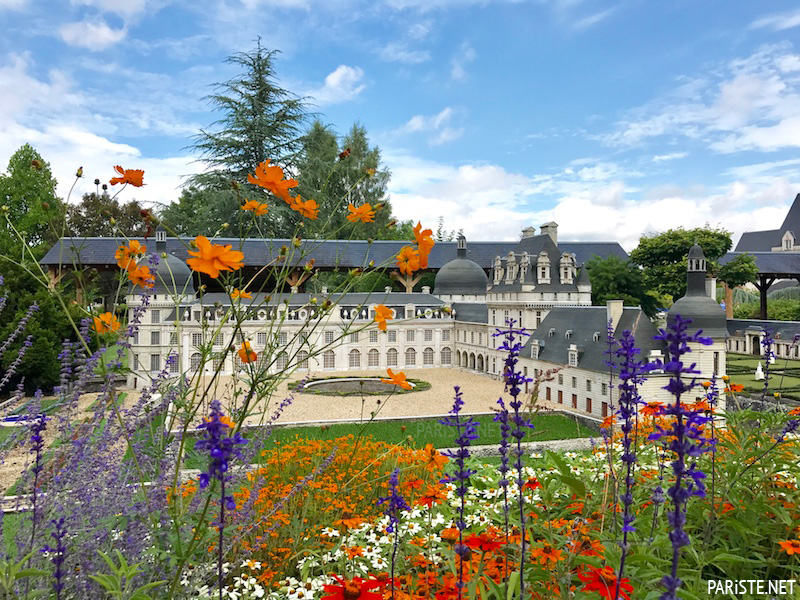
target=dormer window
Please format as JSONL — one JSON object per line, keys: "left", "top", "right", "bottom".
{"left": 568, "top": 350, "right": 578, "bottom": 367}
{"left": 531, "top": 341, "right": 540, "bottom": 359}
{"left": 593, "top": 332, "right": 601, "bottom": 342}
{"left": 565, "top": 330, "right": 572, "bottom": 339}
{"left": 548, "top": 328, "right": 556, "bottom": 337}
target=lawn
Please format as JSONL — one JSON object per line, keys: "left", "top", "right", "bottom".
{"left": 726, "top": 354, "right": 800, "bottom": 398}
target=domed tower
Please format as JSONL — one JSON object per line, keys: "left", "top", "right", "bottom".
{"left": 667, "top": 243, "right": 726, "bottom": 382}
{"left": 434, "top": 235, "right": 488, "bottom": 301}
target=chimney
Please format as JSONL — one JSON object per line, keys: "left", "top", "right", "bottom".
{"left": 705, "top": 277, "right": 717, "bottom": 300}
{"left": 421, "top": 285, "right": 431, "bottom": 294}
{"left": 606, "top": 299, "right": 623, "bottom": 332}
{"left": 521, "top": 226, "right": 536, "bottom": 239}
{"left": 384, "top": 286, "right": 392, "bottom": 294}
{"left": 540, "top": 222, "right": 558, "bottom": 245}
{"left": 321, "top": 286, "right": 328, "bottom": 295}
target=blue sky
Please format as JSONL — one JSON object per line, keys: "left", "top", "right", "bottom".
{"left": 2, "top": 0, "right": 800, "bottom": 249}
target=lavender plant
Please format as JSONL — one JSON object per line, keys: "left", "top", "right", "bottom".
{"left": 378, "top": 467, "right": 410, "bottom": 600}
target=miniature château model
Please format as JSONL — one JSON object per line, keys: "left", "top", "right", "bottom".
{"left": 123, "top": 227, "right": 724, "bottom": 420}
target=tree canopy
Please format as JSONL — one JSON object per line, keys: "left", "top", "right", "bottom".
{"left": 66, "top": 192, "right": 149, "bottom": 237}
{"left": 585, "top": 255, "right": 660, "bottom": 317}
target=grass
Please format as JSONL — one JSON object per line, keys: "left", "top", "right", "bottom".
{"left": 727, "top": 355, "right": 800, "bottom": 398}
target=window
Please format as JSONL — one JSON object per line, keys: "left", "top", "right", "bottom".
{"left": 531, "top": 344, "right": 539, "bottom": 360}
{"left": 546, "top": 387, "right": 551, "bottom": 401}
{"left": 192, "top": 333, "right": 202, "bottom": 347}
{"left": 132, "top": 332, "right": 139, "bottom": 345}
{"left": 405, "top": 348, "right": 416, "bottom": 366}
{"left": 536, "top": 311, "right": 542, "bottom": 327}
{"left": 558, "top": 374, "right": 564, "bottom": 385}
{"left": 442, "top": 330, "right": 450, "bottom": 342}
{"left": 424, "top": 329, "right": 433, "bottom": 342}
{"left": 191, "top": 353, "right": 201, "bottom": 370}
{"left": 325, "top": 331, "right": 334, "bottom": 344}
{"left": 478, "top": 333, "right": 482, "bottom": 345}
{"left": 713, "top": 351, "right": 719, "bottom": 376}
{"left": 471, "top": 332, "right": 475, "bottom": 344}
{"left": 492, "top": 310, "right": 496, "bottom": 325}
{"left": 388, "top": 331, "right": 397, "bottom": 343}
{"left": 586, "top": 380, "right": 592, "bottom": 392}
{"left": 387, "top": 348, "right": 398, "bottom": 366}
{"left": 212, "top": 354, "right": 225, "bottom": 372}
{"left": 257, "top": 332, "right": 267, "bottom": 346}
{"left": 558, "top": 390, "right": 563, "bottom": 404}
{"left": 568, "top": 351, "right": 578, "bottom": 366}
{"left": 194, "top": 310, "right": 202, "bottom": 322}
{"left": 150, "top": 331, "right": 161, "bottom": 345}
{"left": 152, "top": 310, "right": 160, "bottom": 324}
{"left": 170, "top": 331, "right": 178, "bottom": 346}
{"left": 150, "top": 354, "right": 160, "bottom": 372}
{"left": 406, "top": 330, "right": 415, "bottom": 342}
{"left": 349, "top": 332, "right": 359, "bottom": 344}
{"left": 602, "top": 402, "right": 608, "bottom": 418}
{"left": 169, "top": 356, "right": 179, "bottom": 374}
{"left": 278, "top": 332, "right": 288, "bottom": 346}
{"left": 423, "top": 347, "right": 434, "bottom": 365}
{"left": 572, "top": 376, "right": 577, "bottom": 388}
{"left": 602, "top": 383, "right": 607, "bottom": 396}
{"left": 368, "top": 348, "right": 380, "bottom": 367}
{"left": 276, "top": 352, "right": 289, "bottom": 370}
{"left": 572, "top": 394, "right": 577, "bottom": 409}
{"left": 297, "top": 350, "right": 309, "bottom": 369}
{"left": 349, "top": 349, "right": 361, "bottom": 368}
{"left": 586, "top": 397, "right": 592, "bottom": 413}
{"left": 441, "top": 347, "right": 451, "bottom": 365}
{"left": 133, "top": 354, "right": 139, "bottom": 370}
{"left": 212, "top": 333, "right": 224, "bottom": 347}
{"left": 369, "top": 330, "right": 378, "bottom": 343}
{"left": 323, "top": 351, "right": 335, "bottom": 369}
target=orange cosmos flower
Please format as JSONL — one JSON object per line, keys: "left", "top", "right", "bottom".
{"left": 127, "top": 264, "right": 155, "bottom": 288}
{"left": 417, "top": 443, "right": 448, "bottom": 471}
{"left": 725, "top": 383, "right": 745, "bottom": 393}
{"left": 247, "top": 160, "right": 298, "bottom": 202}
{"left": 403, "top": 478, "right": 424, "bottom": 492}
{"left": 381, "top": 368, "right": 412, "bottom": 390}
{"left": 241, "top": 199, "right": 269, "bottom": 216}
{"left": 641, "top": 402, "right": 664, "bottom": 417}
{"left": 373, "top": 304, "right": 393, "bottom": 331}
{"left": 93, "top": 312, "right": 121, "bottom": 334}
{"left": 779, "top": 539, "right": 800, "bottom": 555}
{"left": 413, "top": 222, "right": 435, "bottom": 269}
{"left": 109, "top": 165, "right": 144, "bottom": 187}
{"left": 289, "top": 195, "right": 319, "bottom": 220}
{"left": 530, "top": 542, "right": 563, "bottom": 565}
{"left": 600, "top": 414, "right": 616, "bottom": 429}
{"left": 570, "top": 536, "right": 605, "bottom": 557}
{"left": 231, "top": 289, "right": 252, "bottom": 300}
{"left": 187, "top": 235, "right": 244, "bottom": 278}
{"left": 238, "top": 341, "right": 257, "bottom": 363}
{"left": 417, "top": 485, "right": 447, "bottom": 507}
{"left": 115, "top": 240, "right": 146, "bottom": 270}
{"left": 347, "top": 203, "right": 375, "bottom": 223}
{"left": 396, "top": 246, "right": 420, "bottom": 276}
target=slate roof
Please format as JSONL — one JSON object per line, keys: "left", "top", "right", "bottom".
{"left": 734, "top": 193, "right": 800, "bottom": 252}
{"left": 524, "top": 306, "right": 664, "bottom": 374}
{"left": 452, "top": 303, "right": 489, "bottom": 324}
{"left": 720, "top": 252, "right": 800, "bottom": 276}
{"left": 40, "top": 237, "right": 628, "bottom": 271}
{"left": 727, "top": 319, "right": 800, "bottom": 341}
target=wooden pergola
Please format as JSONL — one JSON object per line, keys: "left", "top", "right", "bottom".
{"left": 719, "top": 252, "right": 800, "bottom": 319}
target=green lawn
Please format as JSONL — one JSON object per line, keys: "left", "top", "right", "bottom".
{"left": 726, "top": 355, "right": 800, "bottom": 398}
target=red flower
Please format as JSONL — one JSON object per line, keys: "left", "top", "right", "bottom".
{"left": 321, "top": 575, "right": 387, "bottom": 600}
{"left": 464, "top": 531, "right": 505, "bottom": 553}
{"left": 578, "top": 565, "right": 632, "bottom": 599}
{"left": 522, "top": 477, "right": 542, "bottom": 491}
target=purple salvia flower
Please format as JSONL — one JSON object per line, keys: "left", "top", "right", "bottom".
{"left": 26, "top": 392, "right": 48, "bottom": 594}
{"left": 42, "top": 517, "right": 67, "bottom": 599}
{"left": 760, "top": 328, "right": 775, "bottom": 400}
{"left": 0, "top": 302, "right": 38, "bottom": 356}
{"left": 648, "top": 314, "right": 713, "bottom": 600}
{"left": 378, "top": 468, "right": 410, "bottom": 600}
{"left": 493, "top": 397, "right": 512, "bottom": 556}
{"left": 0, "top": 334, "right": 33, "bottom": 393}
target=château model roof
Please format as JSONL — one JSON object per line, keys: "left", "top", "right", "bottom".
{"left": 735, "top": 193, "right": 800, "bottom": 252}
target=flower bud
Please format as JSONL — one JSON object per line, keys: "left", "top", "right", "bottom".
{"left": 76, "top": 166, "right": 84, "bottom": 178}
{"left": 94, "top": 178, "right": 100, "bottom": 185}
{"left": 280, "top": 245, "right": 288, "bottom": 255}
{"left": 292, "top": 237, "right": 302, "bottom": 247}
{"left": 109, "top": 217, "right": 116, "bottom": 225}
{"left": 221, "top": 222, "right": 229, "bottom": 229}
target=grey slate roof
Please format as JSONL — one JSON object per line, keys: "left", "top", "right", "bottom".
{"left": 525, "top": 306, "right": 665, "bottom": 374}
{"left": 720, "top": 252, "right": 800, "bottom": 276}
{"left": 727, "top": 319, "right": 800, "bottom": 341}
{"left": 40, "top": 237, "right": 628, "bottom": 271}
{"left": 452, "top": 303, "right": 489, "bottom": 324}
{"left": 734, "top": 193, "right": 800, "bottom": 252}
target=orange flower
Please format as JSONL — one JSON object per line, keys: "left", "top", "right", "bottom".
{"left": 396, "top": 246, "right": 420, "bottom": 276}
{"left": 321, "top": 575, "right": 386, "bottom": 600}
{"left": 789, "top": 407, "right": 800, "bottom": 416}
{"left": 440, "top": 527, "right": 460, "bottom": 542}
{"left": 403, "top": 478, "right": 424, "bottom": 492}
{"left": 109, "top": 165, "right": 144, "bottom": 187}
{"left": 127, "top": 264, "right": 155, "bottom": 288}
{"left": 289, "top": 195, "right": 319, "bottom": 220}
{"left": 373, "top": 304, "right": 393, "bottom": 331}
{"left": 247, "top": 160, "right": 298, "bottom": 202}
{"left": 600, "top": 414, "right": 615, "bottom": 429}
{"left": 187, "top": 235, "right": 244, "bottom": 278}
{"left": 231, "top": 289, "right": 252, "bottom": 300}
{"left": 570, "top": 536, "right": 605, "bottom": 557}
{"left": 347, "top": 203, "right": 375, "bottom": 223}
{"left": 345, "top": 546, "right": 364, "bottom": 559}
{"left": 238, "top": 341, "right": 258, "bottom": 363}
{"left": 381, "top": 368, "right": 412, "bottom": 390}
{"left": 93, "top": 312, "right": 121, "bottom": 334}
{"left": 578, "top": 565, "right": 632, "bottom": 600}
{"left": 241, "top": 199, "right": 269, "bottom": 216}
{"left": 115, "top": 240, "right": 146, "bottom": 270}
{"left": 333, "top": 516, "right": 365, "bottom": 530}
{"left": 778, "top": 539, "right": 800, "bottom": 555}
{"left": 641, "top": 402, "right": 664, "bottom": 417}
{"left": 413, "top": 222, "right": 434, "bottom": 269}
{"left": 417, "top": 485, "right": 447, "bottom": 507}
{"left": 417, "top": 443, "right": 448, "bottom": 471}
{"left": 465, "top": 531, "right": 505, "bottom": 553}
{"left": 530, "top": 542, "right": 563, "bottom": 565}
{"left": 725, "top": 383, "right": 745, "bottom": 393}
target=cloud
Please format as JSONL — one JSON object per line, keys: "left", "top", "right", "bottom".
{"left": 571, "top": 8, "right": 614, "bottom": 31}
{"left": 379, "top": 42, "right": 430, "bottom": 64}
{"left": 307, "top": 65, "right": 366, "bottom": 105}
{"left": 652, "top": 152, "right": 688, "bottom": 162}
{"left": 750, "top": 8, "right": 800, "bottom": 31}
{"left": 70, "top": 0, "right": 152, "bottom": 20}
{"left": 60, "top": 19, "right": 127, "bottom": 51}
{"left": 0, "top": 0, "right": 28, "bottom": 10}
{"left": 401, "top": 107, "right": 464, "bottom": 145}
{"left": 450, "top": 42, "right": 476, "bottom": 81}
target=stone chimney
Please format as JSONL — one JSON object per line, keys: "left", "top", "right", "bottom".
{"left": 540, "top": 222, "right": 558, "bottom": 245}
{"left": 606, "top": 299, "right": 623, "bottom": 332}
{"left": 384, "top": 286, "right": 392, "bottom": 294}
{"left": 421, "top": 285, "right": 431, "bottom": 294}
{"left": 521, "top": 226, "right": 536, "bottom": 239}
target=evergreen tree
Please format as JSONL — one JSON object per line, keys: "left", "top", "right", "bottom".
{"left": 66, "top": 192, "right": 149, "bottom": 237}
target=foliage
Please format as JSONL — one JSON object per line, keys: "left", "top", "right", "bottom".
{"left": 585, "top": 254, "right": 660, "bottom": 316}
{"left": 718, "top": 253, "right": 758, "bottom": 289}
{"left": 630, "top": 226, "right": 732, "bottom": 301}
{"left": 88, "top": 551, "right": 166, "bottom": 599}
{"left": 65, "top": 192, "right": 149, "bottom": 237}
{"left": 733, "top": 298, "right": 800, "bottom": 320}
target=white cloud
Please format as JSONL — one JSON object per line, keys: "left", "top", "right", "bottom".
{"left": 0, "top": 0, "right": 28, "bottom": 10}
{"left": 750, "top": 8, "right": 800, "bottom": 31}
{"left": 307, "top": 65, "right": 366, "bottom": 106}
{"left": 450, "top": 42, "right": 476, "bottom": 81}
{"left": 70, "top": 0, "right": 152, "bottom": 20}
{"left": 60, "top": 19, "right": 127, "bottom": 51}
{"left": 571, "top": 8, "right": 614, "bottom": 31}
{"left": 652, "top": 152, "right": 688, "bottom": 162}
{"left": 379, "top": 42, "right": 430, "bottom": 64}
{"left": 401, "top": 107, "right": 464, "bottom": 145}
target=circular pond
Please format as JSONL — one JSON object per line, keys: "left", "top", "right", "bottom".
{"left": 298, "top": 377, "right": 427, "bottom": 396}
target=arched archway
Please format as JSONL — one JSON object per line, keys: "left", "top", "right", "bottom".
{"left": 477, "top": 355, "right": 484, "bottom": 371}
{"left": 469, "top": 353, "right": 476, "bottom": 369}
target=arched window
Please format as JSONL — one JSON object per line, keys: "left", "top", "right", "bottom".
{"left": 190, "top": 352, "right": 202, "bottom": 371}
{"left": 441, "top": 347, "right": 452, "bottom": 365}
{"left": 387, "top": 348, "right": 398, "bottom": 366}
{"left": 405, "top": 348, "right": 416, "bottom": 366}
{"left": 469, "top": 353, "right": 476, "bottom": 369}
{"left": 349, "top": 349, "right": 361, "bottom": 368}
{"left": 323, "top": 351, "right": 335, "bottom": 369}
{"left": 423, "top": 347, "right": 434, "bottom": 365}
{"left": 276, "top": 352, "right": 289, "bottom": 371}
{"left": 297, "top": 350, "right": 309, "bottom": 369}
{"left": 368, "top": 348, "right": 380, "bottom": 367}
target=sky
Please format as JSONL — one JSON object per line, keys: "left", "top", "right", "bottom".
{"left": 2, "top": 0, "right": 800, "bottom": 250}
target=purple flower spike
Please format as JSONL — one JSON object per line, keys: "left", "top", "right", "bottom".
{"left": 378, "top": 468, "right": 409, "bottom": 600}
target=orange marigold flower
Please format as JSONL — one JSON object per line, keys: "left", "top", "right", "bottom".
{"left": 578, "top": 565, "right": 632, "bottom": 599}
{"left": 231, "top": 289, "right": 252, "bottom": 300}
{"left": 396, "top": 246, "right": 420, "bottom": 276}
{"left": 187, "top": 235, "right": 244, "bottom": 278}
{"left": 701, "top": 380, "right": 712, "bottom": 388}
{"left": 289, "top": 195, "right": 319, "bottom": 220}
{"left": 530, "top": 542, "right": 563, "bottom": 565}
{"left": 440, "top": 527, "right": 460, "bottom": 542}
{"left": 321, "top": 575, "right": 386, "bottom": 600}
{"left": 241, "top": 199, "right": 269, "bottom": 216}
{"left": 93, "top": 312, "right": 121, "bottom": 334}
{"left": 247, "top": 160, "right": 298, "bottom": 202}
{"left": 381, "top": 368, "right": 412, "bottom": 390}
{"left": 238, "top": 341, "right": 258, "bottom": 363}
{"left": 333, "top": 516, "right": 365, "bottom": 530}
{"left": 127, "top": 264, "right": 155, "bottom": 288}
{"left": 347, "top": 203, "right": 376, "bottom": 223}
{"left": 373, "top": 304, "right": 393, "bottom": 331}
{"left": 109, "top": 165, "right": 144, "bottom": 187}
{"left": 115, "top": 240, "right": 146, "bottom": 270}
{"left": 778, "top": 539, "right": 800, "bottom": 555}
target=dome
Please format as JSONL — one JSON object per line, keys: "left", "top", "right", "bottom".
{"left": 667, "top": 295, "right": 726, "bottom": 339}
{"left": 434, "top": 258, "right": 488, "bottom": 295}
{"left": 146, "top": 252, "right": 195, "bottom": 296}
